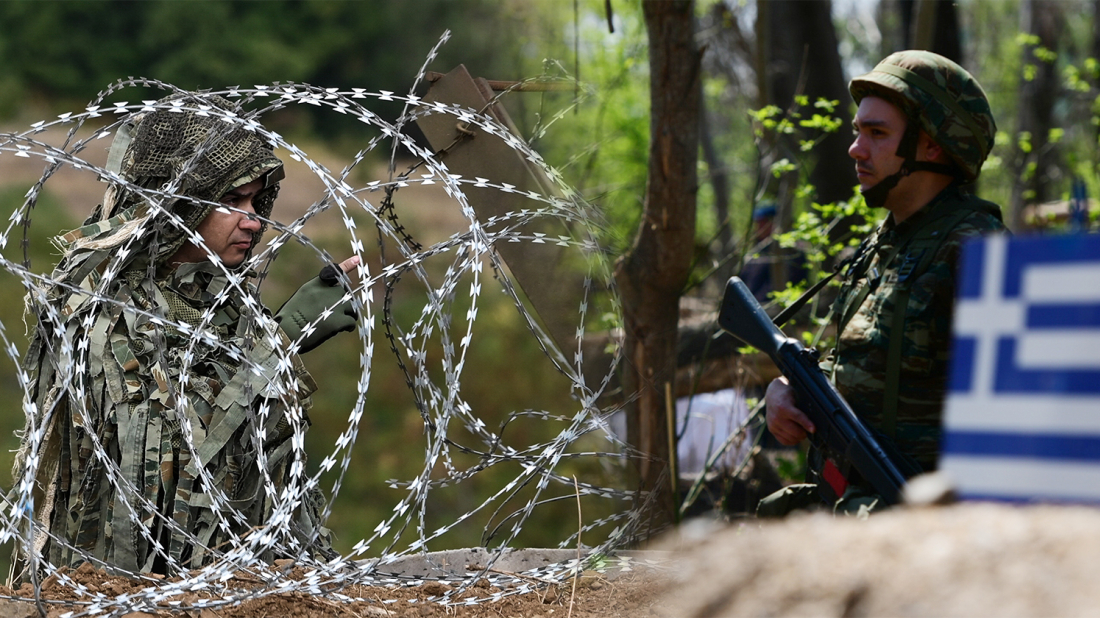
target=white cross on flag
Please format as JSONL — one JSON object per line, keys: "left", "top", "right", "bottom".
{"left": 940, "top": 233, "right": 1100, "bottom": 502}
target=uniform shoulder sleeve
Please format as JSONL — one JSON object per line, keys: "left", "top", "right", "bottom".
{"left": 928, "top": 201, "right": 1007, "bottom": 280}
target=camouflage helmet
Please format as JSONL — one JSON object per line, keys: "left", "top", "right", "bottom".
{"left": 849, "top": 50, "right": 996, "bottom": 181}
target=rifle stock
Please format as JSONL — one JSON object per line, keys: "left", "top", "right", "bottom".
{"left": 718, "top": 277, "right": 912, "bottom": 506}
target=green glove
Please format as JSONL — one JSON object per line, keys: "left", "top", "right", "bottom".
{"left": 276, "top": 264, "right": 357, "bottom": 353}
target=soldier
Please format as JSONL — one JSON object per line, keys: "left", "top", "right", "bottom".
{"left": 760, "top": 51, "right": 1007, "bottom": 515}
{"left": 12, "top": 94, "right": 357, "bottom": 577}
{"left": 739, "top": 202, "right": 809, "bottom": 303}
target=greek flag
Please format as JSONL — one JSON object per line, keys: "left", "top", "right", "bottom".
{"left": 940, "top": 233, "right": 1100, "bottom": 503}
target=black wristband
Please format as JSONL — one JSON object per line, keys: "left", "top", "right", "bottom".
{"left": 319, "top": 263, "right": 341, "bottom": 286}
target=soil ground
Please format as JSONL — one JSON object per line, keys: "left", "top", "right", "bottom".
{"left": 5, "top": 501, "right": 1100, "bottom": 617}
{"left": 0, "top": 565, "right": 666, "bottom": 618}
{"left": 11, "top": 123, "right": 1098, "bottom": 618}
{"left": 0, "top": 123, "right": 664, "bottom": 617}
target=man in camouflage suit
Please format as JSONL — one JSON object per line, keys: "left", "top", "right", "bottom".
{"left": 761, "top": 51, "right": 1007, "bottom": 515}
{"left": 13, "top": 94, "right": 357, "bottom": 577}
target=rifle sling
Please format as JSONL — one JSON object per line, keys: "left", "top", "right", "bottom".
{"left": 880, "top": 204, "right": 980, "bottom": 437}
{"left": 772, "top": 270, "right": 839, "bottom": 328}
{"left": 773, "top": 236, "right": 877, "bottom": 329}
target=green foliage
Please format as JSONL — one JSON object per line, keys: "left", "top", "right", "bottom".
{"left": 771, "top": 195, "right": 875, "bottom": 346}
{"left": 1017, "top": 131, "right": 1033, "bottom": 154}
{"left": 749, "top": 97, "right": 849, "bottom": 204}
{"left": 0, "top": 0, "right": 536, "bottom": 139}
{"left": 512, "top": 1, "right": 651, "bottom": 255}
{"left": 774, "top": 448, "right": 806, "bottom": 485}
{"left": 256, "top": 224, "right": 625, "bottom": 553}
{"left": 745, "top": 97, "right": 873, "bottom": 317}
{"left": 968, "top": 0, "right": 1100, "bottom": 222}
{"left": 0, "top": 0, "right": 640, "bottom": 556}
{"left": 769, "top": 158, "right": 795, "bottom": 177}
{"left": 799, "top": 99, "right": 844, "bottom": 135}
{"left": 6, "top": 0, "right": 1100, "bottom": 546}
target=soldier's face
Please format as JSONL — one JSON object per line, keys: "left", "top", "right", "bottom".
{"left": 170, "top": 179, "right": 264, "bottom": 268}
{"left": 848, "top": 96, "right": 907, "bottom": 192}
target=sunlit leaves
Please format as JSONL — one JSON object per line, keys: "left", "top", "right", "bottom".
{"left": 1017, "top": 131, "right": 1033, "bottom": 154}
{"left": 770, "top": 158, "right": 795, "bottom": 177}
{"left": 799, "top": 113, "right": 842, "bottom": 134}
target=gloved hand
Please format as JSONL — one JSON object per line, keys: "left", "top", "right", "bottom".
{"left": 276, "top": 257, "right": 359, "bottom": 354}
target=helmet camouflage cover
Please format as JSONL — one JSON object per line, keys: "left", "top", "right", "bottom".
{"left": 849, "top": 50, "right": 996, "bottom": 181}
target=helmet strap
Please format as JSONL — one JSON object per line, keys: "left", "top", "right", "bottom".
{"left": 907, "top": 160, "right": 960, "bottom": 177}
{"left": 859, "top": 118, "right": 957, "bottom": 208}
{"left": 860, "top": 167, "right": 907, "bottom": 208}
{"left": 896, "top": 119, "right": 921, "bottom": 160}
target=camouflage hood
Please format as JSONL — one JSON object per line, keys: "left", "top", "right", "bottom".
{"left": 62, "top": 93, "right": 283, "bottom": 274}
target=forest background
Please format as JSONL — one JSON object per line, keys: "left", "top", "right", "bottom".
{"left": 0, "top": 0, "right": 1096, "bottom": 564}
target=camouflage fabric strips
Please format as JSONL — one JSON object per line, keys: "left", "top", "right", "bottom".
{"left": 16, "top": 253, "right": 332, "bottom": 575}
{"left": 1, "top": 70, "right": 648, "bottom": 612}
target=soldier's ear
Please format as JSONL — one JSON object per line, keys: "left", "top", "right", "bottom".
{"left": 919, "top": 132, "right": 947, "bottom": 164}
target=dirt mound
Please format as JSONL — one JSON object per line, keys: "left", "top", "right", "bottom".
{"left": 0, "top": 563, "right": 663, "bottom": 618}
{"left": 662, "top": 502, "right": 1100, "bottom": 617}
{"left": 15, "top": 503, "right": 1099, "bottom": 617}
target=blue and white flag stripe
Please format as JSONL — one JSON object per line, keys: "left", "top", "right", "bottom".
{"left": 941, "top": 458, "right": 1100, "bottom": 504}
{"left": 941, "top": 233, "right": 1100, "bottom": 503}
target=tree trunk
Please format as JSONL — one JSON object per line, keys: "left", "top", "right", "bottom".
{"left": 1095, "top": 0, "right": 1100, "bottom": 86}
{"left": 903, "top": 0, "right": 961, "bottom": 61}
{"left": 699, "top": 99, "right": 734, "bottom": 281}
{"left": 1008, "top": 0, "right": 1064, "bottom": 230}
{"left": 765, "top": 1, "right": 854, "bottom": 213}
{"left": 1093, "top": 0, "right": 1100, "bottom": 156}
{"left": 615, "top": 0, "right": 701, "bottom": 529}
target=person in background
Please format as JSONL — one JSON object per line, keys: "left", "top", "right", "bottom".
{"left": 738, "top": 202, "right": 808, "bottom": 304}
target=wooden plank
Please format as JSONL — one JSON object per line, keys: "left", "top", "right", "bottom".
{"left": 417, "top": 65, "right": 608, "bottom": 383}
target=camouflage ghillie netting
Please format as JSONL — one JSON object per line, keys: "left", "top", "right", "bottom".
{"left": 0, "top": 33, "right": 675, "bottom": 615}
{"left": 11, "top": 93, "right": 317, "bottom": 581}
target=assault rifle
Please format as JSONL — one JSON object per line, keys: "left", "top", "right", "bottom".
{"left": 718, "top": 276, "right": 915, "bottom": 506}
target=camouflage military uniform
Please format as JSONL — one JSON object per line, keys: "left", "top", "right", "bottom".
{"left": 757, "top": 187, "right": 1005, "bottom": 518}
{"left": 826, "top": 185, "right": 1005, "bottom": 472}
{"left": 13, "top": 96, "right": 333, "bottom": 577}
{"left": 758, "top": 51, "right": 1004, "bottom": 517}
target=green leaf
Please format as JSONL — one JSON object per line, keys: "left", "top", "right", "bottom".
{"left": 1017, "top": 131, "right": 1033, "bottom": 153}
{"left": 1015, "top": 32, "right": 1041, "bottom": 46}
{"left": 1033, "top": 46, "right": 1057, "bottom": 63}
{"left": 770, "top": 158, "right": 796, "bottom": 177}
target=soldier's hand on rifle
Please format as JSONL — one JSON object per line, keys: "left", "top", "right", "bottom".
{"left": 765, "top": 377, "right": 816, "bottom": 445}
{"left": 276, "top": 255, "right": 360, "bottom": 354}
